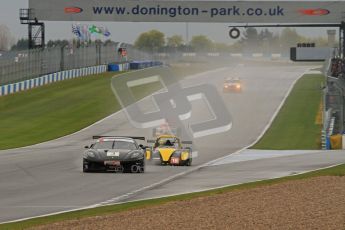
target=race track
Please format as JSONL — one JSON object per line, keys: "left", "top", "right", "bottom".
{"left": 0, "top": 63, "right": 329, "bottom": 222}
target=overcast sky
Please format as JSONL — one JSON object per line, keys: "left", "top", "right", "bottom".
{"left": 1, "top": 0, "right": 336, "bottom": 45}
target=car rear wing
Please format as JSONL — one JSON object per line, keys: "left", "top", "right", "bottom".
{"left": 181, "top": 140, "right": 193, "bottom": 145}
{"left": 147, "top": 139, "right": 192, "bottom": 144}
{"left": 152, "top": 127, "right": 181, "bottom": 137}
{"left": 92, "top": 136, "right": 145, "bottom": 140}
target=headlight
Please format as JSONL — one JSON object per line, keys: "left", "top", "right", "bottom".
{"left": 87, "top": 152, "right": 95, "bottom": 158}
{"left": 131, "top": 152, "right": 141, "bottom": 158}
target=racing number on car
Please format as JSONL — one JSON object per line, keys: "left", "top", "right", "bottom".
{"left": 171, "top": 158, "right": 179, "bottom": 164}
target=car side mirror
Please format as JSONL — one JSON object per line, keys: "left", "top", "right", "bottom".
{"left": 139, "top": 144, "right": 146, "bottom": 149}
{"left": 84, "top": 146, "right": 89, "bottom": 149}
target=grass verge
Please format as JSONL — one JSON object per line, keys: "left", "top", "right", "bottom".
{"left": 0, "top": 72, "right": 161, "bottom": 149}
{"left": 0, "top": 72, "right": 119, "bottom": 149}
{"left": 0, "top": 64, "right": 221, "bottom": 150}
{"left": 251, "top": 74, "right": 324, "bottom": 150}
{"left": 0, "top": 67, "right": 337, "bottom": 230}
{"left": 2, "top": 163, "right": 344, "bottom": 230}
{"left": 0, "top": 71, "right": 160, "bottom": 150}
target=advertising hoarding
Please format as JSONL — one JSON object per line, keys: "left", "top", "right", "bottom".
{"left": 29, "top": 0, "right": 345, "bottom": 23}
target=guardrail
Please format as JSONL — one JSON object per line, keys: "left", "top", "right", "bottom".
{"left": 0, "top": 65, "right": 108, "bottom": 97}
{"left": 165, "top": 52, "right": 283, "bottom": 59}
{"left": 0, "top": 43, "right": 154, "bottom": 86}
{"left": 323, "top": 57, "right": 345, "bottom": 149}
{"left": 0, "top": 61, "right": 163, "bottom": 97}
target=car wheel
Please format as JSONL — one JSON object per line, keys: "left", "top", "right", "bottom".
{"left": 123, "top": 167, "right": 131, "bottom": 173}
{"left": 83, "top": 165, "right": 89, "bottom": 173}
{"left": 184, "top": 149, "right": 192, "bottom": 166}
{"left": 185, "top": 158, "right": 192, "bottom": 166}
{"left": 139, "top": 160, "right": 145, "bottom": 173}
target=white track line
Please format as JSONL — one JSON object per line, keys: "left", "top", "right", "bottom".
{"left": 112, "top": 162, "right": 343, "bottom": 206}
{"left": 0, "top": 67, "right": 316, "bottom": 224}
{"left": 0, "top": 67, "right": 229, "bottom": 224}
{"left": 0, "top": 67, "right": 228, "bottom": 152}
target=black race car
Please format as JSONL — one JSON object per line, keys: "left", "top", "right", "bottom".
{"left": 83, "top": 136, "right": 146, "bottom": 173}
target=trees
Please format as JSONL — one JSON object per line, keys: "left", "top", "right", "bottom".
{"left": 190, "top": 35, "right": 213, "bottom": 51}
{"left": 104, "top": 39, "right": 116, "bottom": 46}
{"left": 242, "top": 28, "right": 259, "bottom": 44}
{"left": 134, "top": 30, "right": 165, "bottom": 51}
{"left": 236, "top": 27, "right": 324, "bottom": 53}
{"left": 279, "top": 28, "right": 302, "bottom": 49}
{"left": 239, "top": 27, "right": 260, "bottom": 52}
{"left": 132, "top": 28, "right": 328, "bottom": 54}
{"left": 213, "top": 42, "right": 230, "bottom": 52}
{"left": 11, "top": 38, "right": 29, "bottom": 51}
{"left": 46, "top": 39, "right": 69, "bottom": 48}
{"left": 167, "top": 35, "right": 184, "bottom": 48}
{"left": 258, "top": 29, "right": 280, "bottom": 53}
{"left": 0, "top": 24, "right": 14, "bottom": 51}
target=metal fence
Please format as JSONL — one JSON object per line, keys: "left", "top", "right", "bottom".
{"left": 322, "top": 57, "right": 345, "bottom": 149}
{"left": 0, "top": 43, "right": 154, "bottom": 85}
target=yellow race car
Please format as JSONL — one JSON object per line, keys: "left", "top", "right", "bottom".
{"left": 146, "top": 135, "right": 192, "bottom": 166}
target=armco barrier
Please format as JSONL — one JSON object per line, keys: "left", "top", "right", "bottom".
{"left": 0, "top": 65, "right": 107, "bottom": 97}
{"left": 129, "top": 61, "right": 163, "bottom": 70}
{"left": 321, "top": 129, "right": 327, "bottom": 150}
{"left": 0, "top": 61, "right": 160, "bottom": 97}
{"left": 108, "top": 63, "right": 130, "bottom": 72}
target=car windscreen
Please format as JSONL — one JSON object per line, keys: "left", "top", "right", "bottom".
{"left": 114, "top": 141, "right": 137, "bottom": 150}
{"left": 157, "top": 137, "right": 177, "bottom": 147}
{"left": 226, "top": 79, "right": 240, "bottom": 84}
{"left": 93, "top": 141, "right": 114, "bottom": 149}
{"left": 93, "top": 140, "right": 137, "bottom": 150}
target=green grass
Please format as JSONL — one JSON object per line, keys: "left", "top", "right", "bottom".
{"left": 0, "top": 64, "right": 219, "bottom": 149}
{"left": 2, "top": 163, "right": 344, "bottom": 230}
{"left": 0, "top": 70, "right": 338, "bottom": 230}
{"left": 0, "top": 73, "right": 117, "bottom": 149}
{"left": 252, "top": 74, "right": 324, "bottom": 150}
{"left": 0, "top": 72, "right": 164, "bottom": 150}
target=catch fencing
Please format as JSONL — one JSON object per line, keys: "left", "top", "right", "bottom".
{"left": 0, "top": 43, "right": 153, "bottom": 85}
{"left": 323, "top": 57, "right": 345, "bottom": 149}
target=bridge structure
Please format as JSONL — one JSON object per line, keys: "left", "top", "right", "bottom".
{"left": 26, "top": 1, "right": 345, "bottom": 56}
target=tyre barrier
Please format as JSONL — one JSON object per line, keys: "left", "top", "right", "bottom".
{"left": 321, "top": 129, "right": 327, "bottom": 150}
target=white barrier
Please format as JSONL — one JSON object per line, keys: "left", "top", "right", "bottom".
{"left": 252, "top": 53, "right": 264, "bottom": 58}
{"left": 271, "top": 53, "right": 282, "bottom": 59}
{"left": 182, "top": 53, "right": 196, "bottom": 57}
{"left": 207, "top": 52, "right": 220, "bottom": 57}
{"left": 0, "top": 65, "right": 107, "bottom": 97}
{"left": 230, "top": 53, "right": 243, "bottom": 57}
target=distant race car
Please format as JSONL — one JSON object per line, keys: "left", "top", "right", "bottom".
{"left": 223, "top": 77, "right": 242, "bottom": 92}
{"left": 83, "top": 136, "right": 146, "bottom": 173}
{"left": 146, "top": 135, "right": 192, "bottom": 166}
